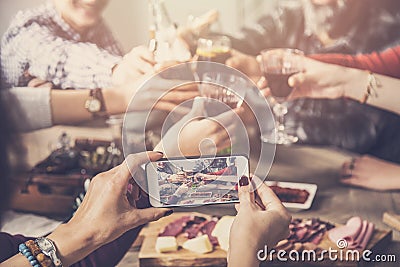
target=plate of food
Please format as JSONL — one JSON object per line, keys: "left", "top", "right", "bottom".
{"left": 265, "top": 181, "right": 317, "bottom": 211}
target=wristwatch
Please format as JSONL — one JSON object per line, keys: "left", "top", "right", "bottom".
{"left": 35, "top": 237, "right": 63, "bottom": 267}
{"left": 84, "top": 88, "right": 108, "bottom": 118}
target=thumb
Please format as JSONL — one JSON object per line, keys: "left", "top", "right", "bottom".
{"left": 238, "top": 176, "right": 255, "bottom": 205}
{"left": 187, "top": 96, "right": 206, "bottom": 118}
{"left": 288, "top": 72, "right": 305, "bottom": 88}
{"left": 132, "top": 208, "right": 172, "bottom": 225}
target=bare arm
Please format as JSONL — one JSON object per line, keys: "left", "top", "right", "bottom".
{"left": 288, "top": 58, "right": 400, "bottom": 115}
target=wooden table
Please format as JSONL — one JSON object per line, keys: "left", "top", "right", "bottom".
{"left": 118, "top": 144, "right": 400, "bottom": 267}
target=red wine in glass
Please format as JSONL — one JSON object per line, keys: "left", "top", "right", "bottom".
{"left": 264, "top": 71, "right": 298, "bottom": 99}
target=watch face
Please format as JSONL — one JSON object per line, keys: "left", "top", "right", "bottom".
{"left": 88, "top": 99, "right": 101, "bottom": 112}
{"left": 37, "top": 238, "right": 53, "bottom": 251}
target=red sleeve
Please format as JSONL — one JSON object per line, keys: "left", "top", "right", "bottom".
{"left": 207, "top": 167, "right": 228, "bottom": 175}
{"left": 310, "top": 46, "right": 400, "bottom": 79}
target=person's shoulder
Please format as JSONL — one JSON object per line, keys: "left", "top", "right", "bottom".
{"left": 7, "top": 3, "right": 54, "bottom": 31}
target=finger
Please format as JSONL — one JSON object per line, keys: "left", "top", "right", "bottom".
{"left": 234, "top": 203, "right": 240, "bottom": 212}
{"left": 161, "top": 91, "right": 200, "bottom": 103}
{"left": 187, "top": 96, "right": 206, "bottom": 117}
{"left": 251, "top": 176, "right": 283, "bottom": 210}
{"left": 140, "top": 53, "right": 156, "bottom": 65}
{"left": 257, "top": 76, "right": 267, "bottom": 89}
{"left": 260, "top": 88, "right": 271, "bottom": 98}
{"left": 154, "top": 61, "right": 180, "bottom": 72}
{"left": 228, "top": 49, "right": 243, "bottom": 57}
{"left": 131, "top": 208, "right": 172, "bottom": 225}
{"left": 288, "top": 72, "right": 305, "bottom": 88}
{"left": 28, "top": 78, "right": 53, "bottom": 88}
{"left": 340, "top": 177, "right": 363, "bottom": 188}
{"left": 115, "top": 151, "right": 164, "bottom": 192}
{"left": 133, "top": 59, "right": 154, "bottom": 74}
{"left": 238, "top": 176, "right": 255, "bottom": 205}
{"left": 170, "top": 83, "right": 199, "bottom": 92}
{"left": 154, "top": 101, "right": 191, "bottom": 114}
{"left": 225, "top": 56, "right": 240, "bottom": 68}
{"left": 129, "top": 45, "right": 156, "bottom": 65}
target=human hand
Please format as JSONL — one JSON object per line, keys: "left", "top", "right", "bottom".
{"left": 228, "top": 176, "right": 291, "bottom": 267}
{"left": 177, "top": 9, "right": 219, "bottom": 50}
{"left": 225, "top": 50, "right": 262, "bottom": 84}
{"left": 112, "top": 45, "right": 156, "bottom": 86}
{"left": 47, "top": 151, "right": 171, "bottom": 266}
{"left": 27, "top": 78, "right": 54, "bottom": 89}
{"left": 287, "top": 57, "right": 368, "bottom": 101}
{"left": 340, "top": 155, "right": 400, "bottom": 191}
{"left": 154, "top": 97, "right": 242, "bottom": 157}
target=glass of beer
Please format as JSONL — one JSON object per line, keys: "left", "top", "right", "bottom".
{"left": 259, "top": 48, "right": 304, "bottom": 145}
{"left": 196, "top": 35, "right": 231, "bottom": 64}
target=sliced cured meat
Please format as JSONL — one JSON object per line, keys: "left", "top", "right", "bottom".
{"left": 274, "top": 239, "right": 290, "bottom": 250}
{"left": 302, "top": 242, "right": 318, "bottom": 251}
{"left": 200, "top": 219, "right": 218, "bottom": 246}
{"left": 328, "top": 216, "right": 363, "bottom": 245}
{"left": 184, "top": 221, "right": 209, "bottom": 239}
{"left": 292, "top": 242, "right": 304, "bottom": 252}
{"left": 328, "top": 217, "right": 375, "bottom": 250}
{"left": 348, "top": 221, "right": 375, "bottom": 250}
{"left": 159, "top": 216, "right": 193, "bottom": 237}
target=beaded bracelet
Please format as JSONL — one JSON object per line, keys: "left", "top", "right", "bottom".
{"left": 25, "top": 240, "right": 54, "bottom": 267}
{"left": 19, "top": 243, "right": 40, "bottom": 267}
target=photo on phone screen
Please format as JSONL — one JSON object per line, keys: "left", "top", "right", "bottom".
{"left": 146, "top": 155, "right": 249, "bottom": 207}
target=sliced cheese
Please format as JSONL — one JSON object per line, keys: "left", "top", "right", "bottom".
{"left": 211, "top": 216, "right": 235, "bottom": 251}
{"left": 182, "top": 235, "right": 213, "bottom": 254}
{"left": 155, "top": 236, "right": 178, "bottom": 253}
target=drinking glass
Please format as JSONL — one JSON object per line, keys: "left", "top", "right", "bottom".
{"left": 200, "top": 72, "right": 248, "bottom": 116}
{"left": 196, "top": 35, "right": 231, "bottom": 64}
{"left": 259, "top": 48, "right": 304, "bottom": 145}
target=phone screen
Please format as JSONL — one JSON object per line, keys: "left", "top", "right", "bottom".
{"left": 146, "top": 155, "right": 249, "bottom": 207}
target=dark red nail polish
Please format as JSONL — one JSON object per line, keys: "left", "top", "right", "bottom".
{"left": 239, "top": 176, "right": 249, "bottom": 186}
{"left": 164, "top": 210, "right": 173, "bottom": 217}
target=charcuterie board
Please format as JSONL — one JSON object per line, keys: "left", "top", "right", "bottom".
{"left": 138, "top": 213, "right": 392, "bottom": 267}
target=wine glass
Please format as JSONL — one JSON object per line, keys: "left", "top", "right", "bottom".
{"left": 200, "top": 72, "right": 248, "bottom": 117}
{"left": 259, "top": 48, "right": 304, "bottom": 145}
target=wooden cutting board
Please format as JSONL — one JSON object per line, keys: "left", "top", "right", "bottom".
{"left": 138, "top": 213, "right": 392, "bottom": 267}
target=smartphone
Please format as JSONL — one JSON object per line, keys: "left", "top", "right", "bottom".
{"left": 146, "top": 155, "right": 249, "bottom": 207}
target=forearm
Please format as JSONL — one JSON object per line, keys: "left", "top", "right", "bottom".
{"left": 343, "top": 69, "right": 400, "bottom": 115}
{"left": 51, "top": 88, "right": 126, "bottom": 125}
{"left": 0, "top": 254, "right": 34, "bottom": 267}
{"left": 228, "top": 243, "right": 260, "bottom": 267}
{"left": 70, "top": 226, "right": 144, "bottom": 267}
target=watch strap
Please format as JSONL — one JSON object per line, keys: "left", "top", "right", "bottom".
{"left": 89, "top": 88, "right": 109, "bottom": 118}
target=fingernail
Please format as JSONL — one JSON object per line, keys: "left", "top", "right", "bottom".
{"left": 127, "top": 183, "right": 133, "bottom": 193}
{"left": 164, "top": 209, "right": 173, "bottom": 217}
{"left": 288, "top": 77, "right": 294, "bottom": 87}
{"left": 154, "top": 151, "right": 164, "bottom": 156}
{"left": 239, "top": 176, "right": 249, "bottom": 186}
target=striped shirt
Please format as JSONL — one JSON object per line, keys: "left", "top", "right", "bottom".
{"left": 1, "top": 1, "right": 123, "bottom": 89}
